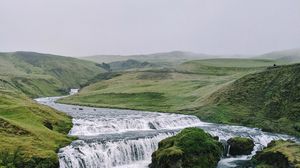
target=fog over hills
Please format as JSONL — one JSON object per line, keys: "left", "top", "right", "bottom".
{"left": 81, "top": 48, "right": 300, "bottom": 64}
{"left": 256, "top": 48, "right": 300, "bottom": 63}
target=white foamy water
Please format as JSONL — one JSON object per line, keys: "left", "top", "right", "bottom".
{"left": 36, "top": 95, "right": 299, "bottom": 168}
{"left": 58, "top": 133, "right": 173, "bottom": 168}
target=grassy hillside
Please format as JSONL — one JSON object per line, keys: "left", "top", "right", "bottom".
{"left": 81, "top": 51, "right": 216, "bottom": 64}
{"left": 108, "top": 59, "right": 158, "bottom": 72}
{"left": 58, "top": 59, "right": 300, "bottom": 137}
{"left": 0, "top": 51, "right": 105, "bottom": 98}
{"left": 58, "top": 59, "right": 270, "bottom": 112}
{"left": 0, "top": 89, "right": 72, "bottom": 167}
{"left": 252, "top": 140, "right": 300, "bottom": 167}
{"left": 0, "top": 51, "right": 107, "bottom": 167}
{"left": 256, "top": 48, "right": 300, "bottom": 63}
{"left": 191, "top": 63, "right": 300, "bottom": 137}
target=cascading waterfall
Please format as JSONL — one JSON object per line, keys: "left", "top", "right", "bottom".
{"left": 69, "top": 114, "right": 203, "bottom": 137}
{"left": 36, "top": 95, "right": 299, "bottom": 168}
{"left": 59, "top": 133, "right": 174, "bottom": 168}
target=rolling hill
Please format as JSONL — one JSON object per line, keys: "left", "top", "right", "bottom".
{"left": 58, "top": 58, "right": 300, "bottom": 137}
{"left": 0, "top": 89, "right": 73, "bottom": 167}
{"left": 0, "top": 51, "right": 105, "bottom": 98}
{"left": 256, "top": 48, "right": 300, "bottom": 63}
{"left": 81, "top": 51, "right": 216, "bottom": 64}
{"left": 58, "top": 58, "right": 271, "bottom": 112}
{"left": 191, "top": 63, "right": 300, "bottom": 137}
{"left": 0, "top": 51, "right": 105, "bottom": 167}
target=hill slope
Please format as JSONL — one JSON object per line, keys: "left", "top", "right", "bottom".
{"left": 256, "top": 48, "right": 300, "bottom": 63}
{"left": 194, "top": 64, "right": 300, "bottom": 137}
{"left": 0, "top": 51, "right": 106, "bottom": 167}
{"left": 108, "top": 59, "right": 158, "bottom": 72}
{"left": 0, "top": 89, "right": 72, "bottom": 167}
{"left": 0, "top": 51, "right": 105, "bottom": 97}
{"left": 81, "top": 51, "right": 216, "bottom": 64}
{"left": 58, "top": 59, "right": 300, "bottom": 137}
{"left": 58, "top": 58, "right": 269, "bottom": 112}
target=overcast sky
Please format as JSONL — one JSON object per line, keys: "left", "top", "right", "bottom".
{"left": 1, "top": 0, "right": 300, "bottom": 56}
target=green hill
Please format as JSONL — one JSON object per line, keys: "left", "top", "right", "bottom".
{"left": 193, "top": 63, "right": 300, "bottom": 137}
{"left": 108, "top": 59, "right": 158, "bottom": 72}
{"left": 0, "top": 89, "right": 72, "bottom": 167}
{"left": 256, "top": 48, "right": 300, "bottom": 63}
{"left": 0, "top": 51, "right": 106, "bottom": 167}
{"left": 0, "top": 51, "right": 105, "bottom": 98}
{"left": 58, "top": 59, "right": 300, "bottom": 137}
{"left": 81, "top": 51, "right": 216, "bottom": 64}
{"left": 58, "top": 58, "right": 269, "bottom": 112}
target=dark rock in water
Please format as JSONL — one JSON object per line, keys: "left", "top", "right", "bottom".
{"left": 148, "top": 122, "right": 157, "bottom": 130}
{"left": 79, "top": 108, "right": 83, "bottom": 110}
{"left": 213, "top": 136, "right": 219, "bottom": 141}
{"left": 227, "top": 137, "right": 254, "bottom": 156}
{"left": 252, "top": 140, "right": 300, "bottom": 168}
{"left": 149, "top": 127, "right": 223, "bottom": 168}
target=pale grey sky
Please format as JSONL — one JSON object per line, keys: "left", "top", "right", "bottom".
{"left": 1, "top": 0, "right": 300, "bottom": 56}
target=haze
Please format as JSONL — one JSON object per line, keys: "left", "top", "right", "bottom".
{"left": 1, "top": 0, "right": 300, "bottom": 56}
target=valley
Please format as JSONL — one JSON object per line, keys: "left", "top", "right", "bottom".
{"left": 0, "top": 50, "right": 299, "bottom": 167}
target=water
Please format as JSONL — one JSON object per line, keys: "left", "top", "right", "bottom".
{"left": 36, "top": 96, "right": 299, "bottom": 168}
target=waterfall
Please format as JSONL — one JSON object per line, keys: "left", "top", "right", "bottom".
{"left": 69, "top": 114, "right": 204, "bottom": 137}
{"left": 35, "top": 96, "right": 299, "bottom": 168}
{"left": 59, "top": 133, "right": 174, "bottom": 168}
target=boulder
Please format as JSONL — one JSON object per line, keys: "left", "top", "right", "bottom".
{"left": 252, "top": 140, "right": 300, "bottom": 168}
{"left": 149, "top": 127, "right": 224, "bottom": 168}
{"left": 227, "top": 137, "right": 254, "bottom": 155}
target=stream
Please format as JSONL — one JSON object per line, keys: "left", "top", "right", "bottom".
{"left": 36, "top": 93, "right": 299, "bottom": 168}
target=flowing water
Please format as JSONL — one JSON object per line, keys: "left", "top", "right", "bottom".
{"left": 36, "top": 95, "right": 299, "bottom": 168}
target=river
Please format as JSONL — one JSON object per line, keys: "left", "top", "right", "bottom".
{"left": 35, "top": 95, "right": 299, "bottom": 168}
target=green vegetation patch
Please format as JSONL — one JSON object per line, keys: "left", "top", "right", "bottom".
{"left": 0, "top": 90, "right": 73, "bottom": 167}
{"left": 150, "top": 127, "right": 223, "bottom": 168}
{"left": 0, "top": 51, "right": 105, "bottom": 98}
{"left": 227, "top": 137, "right": 255, "bottom": 155}
{"left": 59, "top": 92, "right": 171, "bottom": 111}
{"left": 200, "top": 64, "right": 300, "bottom": 137}
{"left": 252, "top": 140, "right": 300, "bottom": 168}
{"left": 59, "top": 58, "right": 264, "bottom": 112}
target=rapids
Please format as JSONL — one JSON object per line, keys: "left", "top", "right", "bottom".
{"left": 36, "top": 95, "right": 299, "bottom": 168}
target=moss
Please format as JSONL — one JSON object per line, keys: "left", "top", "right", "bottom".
{"left": 150, "top": 128, "right": 223, "bottom": 168}
{"left": 227, "top": 137, "right": 254, "bottom": 155}
{"left": 252, "top": 140, "right": 300, "bottom": 168}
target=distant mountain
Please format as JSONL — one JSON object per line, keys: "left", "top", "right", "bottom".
{"left": 256, "top": 48, "right": 300, "bottom": 63}
{"left": 0, "top": 51, "right": 105, "bottom": 97}
{"left": 81, "top": 51, "right": 216, "bottom": 64}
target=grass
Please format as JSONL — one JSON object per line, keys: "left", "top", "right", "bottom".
{"left": 253, "top": 140, "right": 300, "bottom": 167}
{"left": 195, "top": 64, "right": 300, "bottom": 137}
{"left": 0, "top": 51, "right": 105, "bottom": 98}
{"left": 0, "top": 89, "right": 73, "bottom": 167}
{"left": 59, "top": 59, "right": 272, "bottom": 111}
{"left": 0, "top": 51, "right": 107, "bottom": 167}
{"left": 59, "top": 59, "right": 300, "bottom": 137}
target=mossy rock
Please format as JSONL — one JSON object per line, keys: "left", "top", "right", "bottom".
{"left": 227, "top": 137, "right": 254, "bottom": 156}
{"left": 252, "top": 140, "right": 300, "bottom": 168}
{"left": 150, "top": 127, "right": 224, "bottom": 168}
